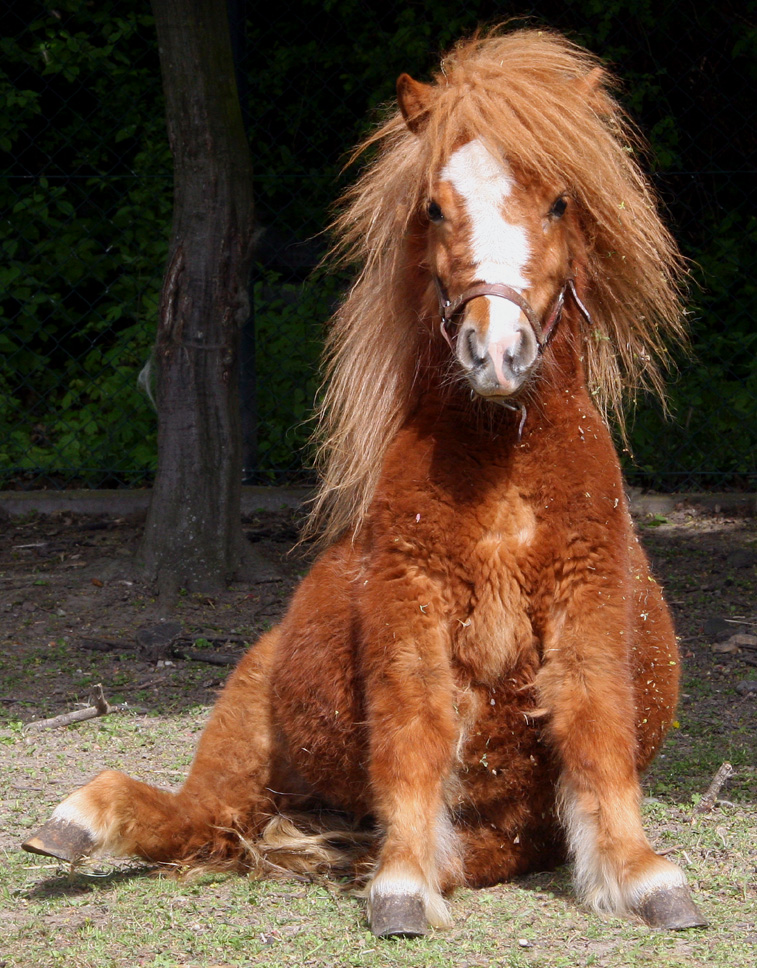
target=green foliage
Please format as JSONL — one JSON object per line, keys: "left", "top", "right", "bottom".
{"left": 624, "top": 210, "right": 757, "bottom": 489}
{"left": 1, "top": 0, "right": 754, "bottom": 488}
{"left": 252, "top": 267, "right": 345, "bottom": 479}
{"left": 0, "top": 1, "right": 168, "bottom": 486}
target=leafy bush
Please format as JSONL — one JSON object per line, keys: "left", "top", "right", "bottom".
{"left": 251, "top": 268, "right": 345, "bottom": 480}
{"left": 1, "top": 0, "right": 754, "bottom": 489}
{"left": 0, "top": 1, "right": 168, "bottom": 486}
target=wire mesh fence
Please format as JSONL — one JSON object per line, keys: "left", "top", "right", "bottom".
{"left": 2, "top": 1, "right": 755, "bottom": 492}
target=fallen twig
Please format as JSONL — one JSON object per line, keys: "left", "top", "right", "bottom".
{"left": 658, "top": 844, "right": 685, "bottom": 856}
{"left": 183, "top": 634, "right": 250, "bottom": 645}
{"left": 724, "top": 633, "right": 757, "bottom": 651}
{"left": 691, "top": 762, "right": 734, "bottom": 823}
{"left": 24, "top": 684, "right": 125, "bottom": 731}
{"left": 131, "top": 673, "right": 171, "bottom": 690}
{"left": 176, "top": 649, "right": 239, "bottom": 667}
{"left": 79, "top": 637, "right": 135, "bottom": 653}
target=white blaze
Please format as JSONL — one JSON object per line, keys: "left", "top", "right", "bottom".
{"left": 441, "top": 140, "right": 530, "bottom": 343}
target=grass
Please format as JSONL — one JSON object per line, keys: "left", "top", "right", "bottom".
{"left": 1, "top": 711, "right": 755, "bottom": 968}
{"left": 1, "top": 509, "right": 754, "bottom": 966}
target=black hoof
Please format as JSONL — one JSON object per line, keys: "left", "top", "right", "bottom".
{"left": 370, "top": 894, "right": 428, "bottom": 938}
{"left": 22, "top": 819, "right": 95, "bottom": 864}
{"left": 635, "top": 886, "right": 708, "bottom": 930}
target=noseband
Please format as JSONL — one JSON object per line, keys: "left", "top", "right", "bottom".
{"left": 434, "top": 277, "right": 592, "bottom": 351}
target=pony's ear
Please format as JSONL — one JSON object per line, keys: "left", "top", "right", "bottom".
{"left": 396, "top": 73, "right": 433, "bottom": 135}
{"left": 574, "top": 66, "right": 614, "bottom": 116}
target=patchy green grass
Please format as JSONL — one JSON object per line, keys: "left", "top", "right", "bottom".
{"left": 1, "top": 509, "right": 754, "bottom": 967}
{"left": 1, "top": 710, "right": 755, "bottom": 968}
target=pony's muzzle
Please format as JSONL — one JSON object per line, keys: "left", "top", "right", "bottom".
{"left": 457, "top": 317, "right": 539, "bottom": 397}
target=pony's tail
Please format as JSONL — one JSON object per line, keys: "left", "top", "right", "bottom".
{"left": 235, "top": 812, "right": 376, "bottom": 881}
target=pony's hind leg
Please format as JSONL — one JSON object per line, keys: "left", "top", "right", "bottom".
{"left": 23, "top": 629, "right": 280, "bottom": 868}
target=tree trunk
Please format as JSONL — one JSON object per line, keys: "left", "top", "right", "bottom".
{"left": 139, "top": 0, "right": 255, "bottom": 595}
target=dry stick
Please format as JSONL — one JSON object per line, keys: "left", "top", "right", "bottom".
{"left": 658, "top": 844, "right": 685, "bottom": 856}
{"left": 23, "top": 683, "right": 124, "bottom": 732}
{"left": 182, "top": 634, "right": 250, "bottom": 645}
{"left": 132, "top": 673, "right": 171, "bottom": 691}
{"left": 691, "top": 762, "right": 734, "bottom": 823}
{"left": 175, "top": 649, "right": 238, "bottom": 666}
{"left": 79, "top": 638, "right": 134, "bottom": 653}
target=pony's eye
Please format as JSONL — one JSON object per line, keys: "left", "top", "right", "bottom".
{"left": 550, "top": 196, "right": 568, "bottom": 219}
{"left": 427, "top": 200, "right": 444, "bottom": 222}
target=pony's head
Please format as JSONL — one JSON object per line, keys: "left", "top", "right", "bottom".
{"left": 311, "top": 28, "right": 688, "bottom": 542}
{"left": 401, "top": 111, "right": 579, "bottom": 399}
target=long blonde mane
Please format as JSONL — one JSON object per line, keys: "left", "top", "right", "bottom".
{"left": 308, "top": 27, "right": 687, "bottom": 545}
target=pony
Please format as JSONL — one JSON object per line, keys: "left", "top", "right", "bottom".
{"left": 24, "top": 28, "right": 706, "bottom": 937}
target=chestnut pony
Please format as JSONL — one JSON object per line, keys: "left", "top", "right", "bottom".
{"left": 24, "top": 29, "right": 706, "bottom": 937}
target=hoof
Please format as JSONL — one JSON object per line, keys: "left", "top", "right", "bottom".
{"left": 635, "top": 885, "right": 708, "bottom": 930}
{"left": 22, "top": 819, "right": 95, "bottom": 864}
{"left": 370, "top": 894, "right": 428, "bottom": 938}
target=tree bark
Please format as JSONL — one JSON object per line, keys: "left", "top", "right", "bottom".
{"left": 139, "top": 0, "right": 255, "bottom": 595}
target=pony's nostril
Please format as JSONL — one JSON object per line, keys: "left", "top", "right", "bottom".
{"left": 466, "top": 328, "right": 486, "bottom": 367}
{"left": 459, "top": 320, "right": 536, "bottom": 391}
{"left": 503, "top": 333, "right": 525, "bottom": 374}
{"left": 504, "top": 339, "right": 520, "bottom": 371}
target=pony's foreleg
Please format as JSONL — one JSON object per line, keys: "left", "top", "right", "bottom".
{"left": 23, "top": 629, "right": 279, "bottom": 867}
{"left": 359, "top": 586, "right": 461, "bottom": 937}
{"left": 536, "top": 594, "right": 706, "bottom": 930}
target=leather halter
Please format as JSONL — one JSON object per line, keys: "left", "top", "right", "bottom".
{"left": 434, "top": 276, "right": 592, "bottom": 351}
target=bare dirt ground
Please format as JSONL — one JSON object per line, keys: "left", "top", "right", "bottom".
{"left": 0, "top": 505, "right": 307, "bottom": 721}
{"left": 1, "top": 501, "right": 755, "bottom": 764}
{"left": 0, "top": 501, "right": 755, "bottom": 967}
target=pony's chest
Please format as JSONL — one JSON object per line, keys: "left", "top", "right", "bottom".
{"left": 374, "top": 441, "right": 551, "bottom": 681}
{"left": 448, "top": 496, "right": 542, "bottom": 682}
